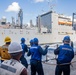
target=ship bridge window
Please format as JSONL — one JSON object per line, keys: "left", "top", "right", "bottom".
{"left": 43, "top": 32, "right": 47, "bottom": 34}
{"left": 42, "top": 31, "right": 51, "bottom": 34}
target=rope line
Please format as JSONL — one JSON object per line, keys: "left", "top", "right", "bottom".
{"left": 42, "top": 60, "right": 76, "bottom": 66}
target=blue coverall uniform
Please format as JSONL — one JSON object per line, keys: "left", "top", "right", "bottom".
{"left": 20, "top": 43, "right": 28, "bottom": 68}
{"left": 54, "top": 44, "right": 74, "bottom": 75}
{"left": 27, "top": 44, "right": 48, "bottom": 75}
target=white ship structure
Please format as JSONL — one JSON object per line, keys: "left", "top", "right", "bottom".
{"left": 0, "top": 10, "right": 76, "bottom": 46}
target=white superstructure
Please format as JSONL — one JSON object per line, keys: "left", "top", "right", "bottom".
{"left": 0, "top": 11, "right": 76, "bottom": 46}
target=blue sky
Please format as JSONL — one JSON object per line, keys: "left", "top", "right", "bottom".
{"left": 0, "top": 0, "right": 76, "bottom": 25}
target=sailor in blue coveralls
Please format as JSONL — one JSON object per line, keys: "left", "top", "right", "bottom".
{"left": 30, "top": 39, "right": 34, "bottom": 47}
{"left": 54, "top": 36, "right": 74, "bottom": 75}
{"left": 27, "top": 38, "right": 49, "bottom": 75}
{"left": 20, "top": 38, "right": 28, "bottom": 68}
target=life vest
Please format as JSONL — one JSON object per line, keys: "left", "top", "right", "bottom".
{"left": 0, "top": 45, "right": 11, "bottom": 60}
{"left": 0, "top": 59, "right": 25, "bottom": 75}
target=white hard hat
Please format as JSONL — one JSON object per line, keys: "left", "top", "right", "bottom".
{"left": 8, "top": 42, "right": 23, "bottom": 53}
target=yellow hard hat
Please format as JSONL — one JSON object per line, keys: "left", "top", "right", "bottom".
{"left": 4, "top": 36, "right": 11, "bottom": 43}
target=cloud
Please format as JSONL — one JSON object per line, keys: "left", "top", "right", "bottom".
{"left": 34, "top": 0, "right": 44, "bottom": 3}
{"left": 5, "top": 2, "right": 20, "bottom": 12}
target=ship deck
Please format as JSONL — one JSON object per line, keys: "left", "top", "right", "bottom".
{"left": 28, "top": 55, "right": 76, "bottom": 75}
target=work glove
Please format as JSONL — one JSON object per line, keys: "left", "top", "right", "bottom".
{"left": 45, "top": 45, "right": 49, "bottom": 49}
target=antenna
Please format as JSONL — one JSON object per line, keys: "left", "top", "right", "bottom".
{"left": 47, "top": 0, "right": 56, "bottom": 11}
